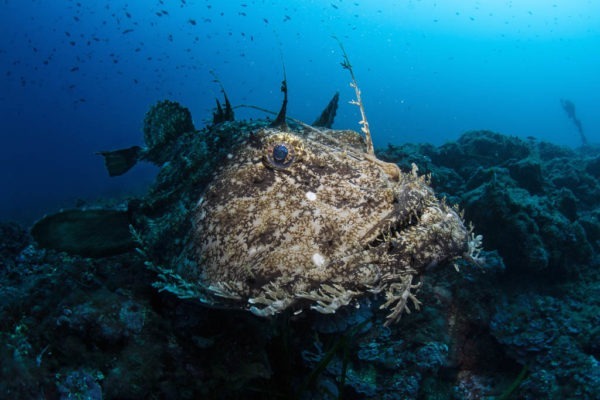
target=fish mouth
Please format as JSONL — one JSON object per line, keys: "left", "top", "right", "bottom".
{"left": 365, "top": 209, "right": 421, "bottom": 250}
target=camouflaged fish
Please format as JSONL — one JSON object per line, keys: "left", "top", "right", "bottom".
{"left": 32, "top": 74, "right": 480, "bottom": 325}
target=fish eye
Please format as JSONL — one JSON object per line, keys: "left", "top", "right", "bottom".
{"left": 272, "top": 144, "right": 288, "bottom": 162}
{"left": 265, "top": 142, "right": 296, "bottom": 169}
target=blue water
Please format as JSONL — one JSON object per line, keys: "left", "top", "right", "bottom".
{"left": 1, "top": 0, "right": 599, "bottom": 223}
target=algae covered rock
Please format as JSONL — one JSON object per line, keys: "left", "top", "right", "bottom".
{"left": 381, "top": 130, "right": 599, "bottom": 275}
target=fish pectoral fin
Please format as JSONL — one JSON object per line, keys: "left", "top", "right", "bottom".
{"left": 31, "top": 209, "right": 134, "bottom": 257}
{"left": 97, "top": 146, "right": 142, "bottom": 176}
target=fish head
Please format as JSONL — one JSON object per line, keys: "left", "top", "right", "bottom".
{"left": 166, "top": 125, "right": 469, "bottom": 324}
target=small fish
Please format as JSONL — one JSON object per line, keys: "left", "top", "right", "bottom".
{"left": 70, "top": 66, "right": 79, "bottom": 72}
{"left": 188, "top": 19, "right": 196, "bottom": 25}
{"left": 263, "top": 18, "right": 269, "bottom": 24}
{"left": 122, "top": 29, "right": 134, "bottom": 34}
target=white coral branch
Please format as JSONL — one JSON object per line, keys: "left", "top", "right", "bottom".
{"left": 380, "top": 274, "right": 422, "bottom": 326}
{"left": 248, "top": 282, "right": 294, "bottom": 317}
{"left": 296, "top": 283, "right": 359, "bottom": 314}
{"left": 464, "top": 223, "right": 486, "bottom": 266}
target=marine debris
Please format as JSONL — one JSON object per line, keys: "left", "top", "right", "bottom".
{"left": 560, "top": 98, "right": 588, "bottom": 146}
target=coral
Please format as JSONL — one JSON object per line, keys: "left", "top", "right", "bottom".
{"left": 415, "top": 342, "right": 449, "bottom": 372}
{"left": 334, "top": 37, "right": 375, "bottom": 156}
{"left": 313, "top": 298, "right": 373, "bottom": 334}
{"left": 56, "top": 294, "right": 148, "bottom": 345}
{"left": 490, "top": 291, "right": 600, "bottom": 399}
{"left": 560, "top": 98, "right": 588, "bottom": 146}
{"left": 0, "top": 221, "right": 29, "bottom": 259}
{"left": 56, "top": 370, "right": 103, "bottom": 400}
{"left": 490, "top": 295, "right": 560, "bottom": 363}
{"left": 379, "top": 130, "right": 598, "bottom": 275}
{"left": 453, "top": 371, "right": 495, "bottom": 400}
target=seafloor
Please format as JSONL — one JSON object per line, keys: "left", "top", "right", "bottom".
{"left": 1, "top": 105, "right": 599, "bottom": 399}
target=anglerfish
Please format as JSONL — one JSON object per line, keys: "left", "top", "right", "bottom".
{"left": 159, "top": 122, "right": 472, "bottom": 325}
{"left": 32, "top": 77, "right": 479, "bottom": 325}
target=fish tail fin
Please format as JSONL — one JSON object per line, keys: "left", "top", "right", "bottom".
{"left": 97, "top": 146, "right": 142, "bottom": 176}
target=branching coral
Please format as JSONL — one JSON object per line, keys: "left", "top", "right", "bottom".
{"left": 378, "top": 274, "right": 422, "bottom": 326}
{"left": 333, "top": 36, "right": 374, "bottom": 156}
{"left": 297, "top": 284, "right": 360, "bottom": 314}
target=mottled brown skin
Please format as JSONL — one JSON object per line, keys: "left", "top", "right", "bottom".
{"left": 174, "top": 126, "right": 469, "bottom": 324}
